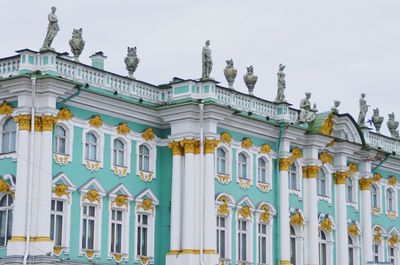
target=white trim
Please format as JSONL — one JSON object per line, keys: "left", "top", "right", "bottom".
{"left": 236, "top": 150, "right": 253, "bottom": 188}
{"left": 255, "top": 203, "right": 275, "bottom": 265}
{"left": 136, "top": 141, "right": 157, "bottom": 180}
{"left": 54, "top": 121, "right": 74, "bottom": 163}
{"left": 255, "top": 153, "right": 273, "bottom": 192}
{"left": 288, "top": 159, "right": 303, "bottom": 198}
{"left": 215, "top": 144, "right": 232, "bottom": 177}
{"left": 317, "top": 165, "right": 332, "bottom": 204}
{"left": 0, "top": 116, "right": 17, "bottom": 160}
{"left": 215, "top": 193, "right": 235, "bottom": 263}
{"left": 235, "top": 197, "right": 255, "bottom": 264}
{"left": 345, "top": 175, "right": 359, "bottom": 210}
{"left": 384, "top": 185, "right": 398, "bottom": 219}
{"left": 110, "top": 136, "right": 132, "bottom": 176}
{"left": 81, "top": 127, "right": 104, "bottom": 170}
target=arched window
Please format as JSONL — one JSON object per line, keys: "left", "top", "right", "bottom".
{"left": 139, "top": 145, "right": 150, "bottom": 172}
{"left": 288, "top": 164, "right": 298, "bottom": 191}
{"left": 0, "top": 194, "right": 13, "bottom": 246}
{"left": 85, "top": 132, "right": 98, "bottom": 161}
{"left": 348, "top": 236, "right": 354, "bottom": 265}
{"left": 387, "top": 189, "right": 395, "bottom": 212}
{"left": 346, "top": 178, "right": 354, "bottom": 203}
{"left": 290, "top": 226, "right": 297, "bottom": 265}
{"left": 317, "top": 170, "right": 327, "bottom": 196}
{"left": 319, "top": 230, "right": 327, "bottom": 265}
{"left": 388, "top": 245, "right": 396, "bottom": 264}
{"left": 1, "top": 118, "right": 16, "bottom": 154}
{"left": 371, "top": 185, "right": 378, "bottom": 208}
{"left": 257, "top": 157, "right": 267, "bottom": 183}
{"left": 216, "top": 148, "right": 227, "bottom": 175}
{"left": 238, "top": 153, "right": 248, "bottom": 179}
{"left": 216, "top": 216, "right": 227, "bottom": 259}
{"left": 113, "top": 139, "right": 125, "bottom": 166}
{"left": 54, "top": 125, "right": 67, "bottom": 154}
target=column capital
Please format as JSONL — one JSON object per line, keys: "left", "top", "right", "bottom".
{"left": 279, "top": 158, "right": 293, "bottom": 171}
{"left": 359, "top": 178, "right": 373, "bottom": 190}
{"left": 204, "top": 139, "right": 220, "bottom": 154}
{"left": 302, "top": 165, "right": 321, "bottom": 178}
{"left": 13, "top": 114, "right": 31, "bottom": 131}
{"left": 41, "top": 115, "right": 58, "bottom": 131}
{"left": 179, "top": 139, "right": 197, "bottom": 154}
{"left": 334, "top": 171, "right": 349, "bottom": 184}
{"left": 168, "top": 140, "right": 183, "bottom": 156}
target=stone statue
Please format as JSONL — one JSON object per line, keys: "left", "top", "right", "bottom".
{"left": 41, "top": 6, "right": 60, "bottom": 51}
{"left": 124, "top": 47, "right": 140, "bottom": 78}
{"left": 224, "top": 59, "right": 237, "bottom": 89}
{"left": 275, "top": 64, "right": 286, "bottom": 103}
{"left": 387, "top": 113, "right": 399, "bottom": 138}
{"left": 201, "top": 40, "right": 213, "bottom": 79}
{"left": 298, "top": 92, "right": 317, "bottom": 123}
{"left": 371, "top": 108, "right": 384, "bottom": 134}
{"left": 243, "top": 66, "right": 258, "bottom": 95}
{"left": 357, "top": 93, "right": 370, "bottom": 127}
{"left": 69, "top": 28, "right": 85, "bottom": 62}
{"left": 331, "top": 100, "right": 341, "bottom": 113}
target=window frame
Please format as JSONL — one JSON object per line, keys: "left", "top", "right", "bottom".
{"left": 216, "top": 147, "right": 229, "bottom": 176}
{"left": 215, "top": 193, "right": 234, "bottom": 264}
{"left": 235, "top": 199, "right": 254, "bottom": 264}
{"left": 53, "top": 122, "right": 74, "bottom": 164}
{"left": 236, "top": 150, "right": 253, "bottom": 188}
{"left": 255, "top": 203, "right": 275, "bottom": 265}
{"left": 136, "top": 141, "right": 157, "bottom": 179}
{"left": 0, "top": 194, "right": 13, "bottom": 247}
{"left": 256, "top": 154, "right": 272, "bottom": 186}
{"left": 288, "top": 161, "right": 303, "bottom": 198}
{"left": 110, "top": 136, "right": 131, "bottom": 176}
{"left": 385, "top": 186, "right": 398, "bottom": 218}
{"left": 54, "top": 124, "right": 67, "bottom": 155}
{"left": 82, "top": 128, "right": 104, "bottom": 169}
{"left": 0, "top": 117, "right": 17, "bottom": 155}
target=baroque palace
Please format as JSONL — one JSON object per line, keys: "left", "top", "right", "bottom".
{"left": 0, "top": 7, "right": 400, "bottom": 265}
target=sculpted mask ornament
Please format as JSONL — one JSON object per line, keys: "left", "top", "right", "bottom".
{"left": 201, "top": 40, "right": 213, "bottom": 79}
{"left": 0, "top": 100, "right": 14, "bottom": 115}
{"left": 347, "top": 223, "right": 360, "bottom": 237}
{"left": 88, "top": 115, "right": 103, "bottom": 128}
{"left": 142, "top": 128, "right": 155, "bottom": 141}
{"left": 57, "top": 108, "right": 73, "bottom": 120}
{"left": 217, "top": 196, "right": 230, "bottom": 216}
{"left": 69, "top": 28, "right": 85, "bottom": 61}
{"left": 116, "top": 122, "right": 130, "bottom": 135}
{"left": 259, "top": 205, "right": 270, "bottom": 223}
{"left": 348, "top": 163, "right": 358, "bottom": 176}
{"left": 373, "top": 172, "right": 382, "bottom": 183}
{"left": 238, "top": 206, "right": 251, "bottom": 219}
{"left": 320, "top": 218, "right": 333, "bottom": 232}
{"left": 290, "top": 148, "right": 302, "bottom": 160}
{"left": 319, "top": 152, "right": 333, "bottom": 165}
{"left": 241, "top": 138, "right": 253, "bottom": 149}
{"left": 41, "top": 6, "right": 59, "bottom": 50}
{"left": 260, "top": 144, "right": 272, "bottom": 154}
{"left": 387, "top": 112, "right": 400, "bottom": 138}
{"left": 224, "top": 59, "right": 237, "bottom": 89}
{"left": 53, "top": 183, "right": 70, "bottom": 198}
{"left": 290, "top": 212, "right": 304, "bottom": 227}
{"left": 388, "top": 235, "right": 399, "bottom": 246}
{"left": 320, "top": 113, "right": 335, "bottom": 136}
{"left": 220, "top": 132, "right": 232, "bottom": 145}
{"left": 372, "top": 108, "right": 384, "bottom": 134}
{"left": 357, "top": 93, "right": 370, "bottom": 127}
{"left": 275, "top": 64, "right": 287, "bottom": 103}
{"left": 125, "top": 47, "right": 140, "bottom": 79}
{"left": 298, "top": 92, "right": 317, "bottom": 123}
{"left": 85, "top": 190, "right": 100, "bottom": 203}
{"left": 388, "top": 176, "right": 398, "bottom": 186}
{"left": 243, "top": 65, "right": 258, "bottom": 96}
{"left": 140, "top": 198, "right": 154, "bottom": 211}
{"left": 114, "top": 194, "right": 128, "bottom": 208}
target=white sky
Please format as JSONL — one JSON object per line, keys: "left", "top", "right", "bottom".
{"left": 1, "top": 0, "right": 400, "bottom": 135}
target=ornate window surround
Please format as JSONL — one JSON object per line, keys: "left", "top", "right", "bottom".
{"left": 0, "top": 116, "right": 17, "bottom": 160}
{"left": 255, "top": 202, "right": 276, "bottom": 265}
{"left": 53, "top": 122, "right": 74, "bottom": 165}
{"left": 215, "top": 193, "right": 235, "bottom": 264}
{"left": 255, "top": 153, "right": 273, "bottom": 192}
{"left": 215, "top": 144, "right": 232, "bottom": 179}
{"left": 384, "top": 184, "right": 398, "bottom": 220}
{"left": 371, "top": 183, "right": 382, "bottom": 216}
{"left": 136, "top": 141, "right": 157, "bottom": 181}
{"left": 110, "top": 135, "right": 132, "bottom": 177}
{"left": 372, "top": 225, "right": 387, "bottom": 262}
{"left": 345, "top": 174, "right": 359, "bottom": 210}
{"left": 288, "top": 159, "right": 303, "bottom": 198}
{"left": 235, "top": 196, "right": 255, "bottom": 264}
{"left": 318, "top": 214, "right": 335, "bottom": 265}
{"left": 235, "top": 150, "right": 253, "bottom": 189}
{"left": 81, "top": 127, "right": 104, "bottom": 171}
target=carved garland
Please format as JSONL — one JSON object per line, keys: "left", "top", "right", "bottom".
{"left": 139, "top": 198, "right": 154, "bottom": 212}
{"left": 388, "top": 176, "right": 398, "bottom": 186}
{"left": 113, "top": 194, "right": 129, "bottom": 208}
{"left": 84, "top": 190, "right": 101, "bottom": 204}
{"left": 373, "top": 172, "right": 382, "bottom": 183}
{"left": 260, "top": 144, "right": 272, "bottom": 154}
{"left": 53, "top": 183, "right": 70, "bottom": 199}
{"left": 388, "top": 234, "right": 399, "bottom": 246}
{"left": 373, "top": 227, "right": 382, "bottom": 244}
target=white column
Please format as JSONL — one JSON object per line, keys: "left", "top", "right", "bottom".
{"left": 360, "top": 179, "right": 373, "bottom": 264}
{"left": 305, "top": 174, "right": 318, "bottom": 265}
{"left": 279, "top": 158, "right": 291, "bottom": 264}
{"left": 334, "top": 175, "right": 349, "bottom": 265}
{"left": 168, "top": 141, "right": 183, "bottom": 253}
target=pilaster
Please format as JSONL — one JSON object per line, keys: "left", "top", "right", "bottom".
{"left": 359, "top": 161, "right": 373, "bottom": 265}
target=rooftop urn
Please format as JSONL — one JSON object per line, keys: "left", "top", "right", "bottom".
{"left": 371, "top": 108, "right": 384, "bottom": 134}
{"left": 69, "top": 28, "right": 85, "bottom": 62}
{"left": 387, "top": 112, "right": 399, "bottom": 138}
{"left": 124, "top": 46, "right": 140, "bottom": 79}
{"left": 223, "top": 59, "right": 237, "bottom": 89}
{"left": 243, "top": 65, "right": 258, "bottom": 95}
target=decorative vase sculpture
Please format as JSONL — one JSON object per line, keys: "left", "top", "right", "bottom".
{"left": 372, "top": 108, "right": 384, "bottom": 134}
{"left": 243, "top": 66, "right": 258, "bottom": 95}
{"left": 124, "top": 47, "right": 140, "bottom": 79}
{"left": 331, "top": 100, "right": 340, "bottom": 113}
{"left": 387, "top": 112, "right": 399, "bottom": 138}
{"left": 69, "top": 28, "right": 85, "bottom": 62}
{"left": 224, "top": 59, "right": 237, "bottom": 89}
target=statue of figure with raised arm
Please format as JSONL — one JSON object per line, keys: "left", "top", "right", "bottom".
{"left": 275, "top": 64, "right": 286, "bottom": 103}
{"left": 202, "top": 40, "right": 213, "bottom": 79}
{"left": 357, "top": 93, "right": 370, "bottom": 127}
{"left": 41, "top": 6, "right": 60, "bottom": 50}
{"left": 298, "top": 92, "right": 317, "bottom": 123}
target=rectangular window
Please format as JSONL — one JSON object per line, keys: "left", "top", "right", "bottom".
{"left": 82, "top": 205, "right": 96, "bottom": 250}
{"left": 237, "top": 220, "right": 247, "bottom": 262}
{"left": 110, "top": 209, "right": 123, "bottom": 253}
{"left": 373, "top": 244, "right": 379, "bottom": 262}
{"left": 50, "top": 199, "right": 64, "bottom": 246}
{"left": 389, "top": 246, "right": 395, "bottom": 264}
{"left": 137, "top": 214, "right": 148, "bottom": 257}
{"left": 258, "top": 223, "right": 267, "bottom": 264}
{"left": 216, "top": 216, "right": 226, "bottom": 259}
{"left": 289, "top": 171, "right": 298, "bottom": 191}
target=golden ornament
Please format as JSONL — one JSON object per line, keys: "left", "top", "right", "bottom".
{"left": 142, "top": 128, "right": 155, "bottom": 141}
{"left": 116, "top": 122, "right": 130, "bottom": 135}
{"left": 57, "top": 108, "right": 73, "bottom": 120}
{"left": 260, "top": 144, "right": 272, "bottom": 154}
{"left": 220, "top": 132, "right": 232, "bottom": 145}
{"left": 320, "top": 113, "right": 334, "bottom": 136}
{"left": 241, "top": 138, "right": 253, "bottom": 149}
{"left": 0, "top": 100, "right": 14, "bottom": 115}
{"left": 319, "top": 152, "right": 333, "bottom": 165}
{"left": 88, "top": 115, "right": 103, "bottom": 128}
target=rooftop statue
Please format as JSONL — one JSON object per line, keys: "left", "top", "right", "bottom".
{"left": 357, "top": 93, "right": 370, "bottom": 127}
{"left": 224, "top": 59, "right": 237, "bottom": 89}
{"left": 243, "top": 66, "right": 258, "bottom": 95}
{"left": 298, "top": 92, "right": 317, "bottom": 123}
{"left": 372, "top": 108, "right": 384, "bottom": 134}
{"left": 124, "top": 47, "right": 140, "bottom": 79}
{"left": 275, "top": 64, "right": 286, "bottom": 103}
{"left": 201, "top": 40, "right": 213, "bottom": 79}
{"left": 41, "top": 6, "right": 59, "bottom": 51}
{"left": 387, "top": 112, "right": 399, "bottom": 138}
{"left": 331, "top": 100, "right": 341, "bottom": 113}
{"left": 69, "top": 28, "right": 85, "bottom": 62}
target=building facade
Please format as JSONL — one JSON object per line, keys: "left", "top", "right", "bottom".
{"left": 0, "top": 47, "right": 399, "bottom": 265}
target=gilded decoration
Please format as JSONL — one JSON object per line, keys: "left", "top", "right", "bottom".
{"left": 179, "top": 139, "right": 197, "bottom": 154}
{"left": 139, "top": 198, "right": 154, "bottom": 212}
{"left": 88, "top": 115, "right": 103, "bottom": 128}
{"left": 168, "top": 141, "right": 183, "bottom": 156}
{"left": 320, "top": 113, "right": 335, "bottom": 136}
{"left": 373, "top": 227, "right": 382, "bottom": 244}
{"left": 140, "top": 256, "right": 150, "bottom": 265}
{"left": 259, "top": 205, "right": 270, "bottom": 223}
{"left": 257, "top": 182, "right": 271, "bottom": 193}
{"left": 279, "top": 158, "right": 293, "bottom": 171}
{"left": 53, "top": 183, "right": 70, "bottom": 198}
{"left": 238, "top": 178, "right": 251, "bottom": 189}
{"left": 53, "top": 246, "right": 63, "bottom": 256}
{"left": 113, "top": 166, "right": 128, "bottom": 177}
{"left": 204, "top": 139, "right": 220, "bottom": 154}
{"left": 388, "top": 235, "right": 399, "bottom": 246}
{"left": 348, "top": 163, "right": 358, "bottom": 176}
{"left": 84, "top": 190, "right": 100, "bottom": 204}
{"left": 142, "top": 128, "right": 155, "bottom": 141}
{"left": 387, "top": 211, "right": 397, "bottom": 220}
{"left": 302, "top": 165, "right": 321, "bottom": 179}
{"left": 113, "top": 253, "right": 123, "bottom": 263}
{"left": 238, "top": 206, "right": 251, "bottom": 219}
{"left": 116, "top": 122, "right": 130, "bottom": 135}
{"left": 14, "top": 114, "right": 31, "bottom": 131}
{"left": 0, "top": 100, "right": 14, "bottom": 115}
{"left": 347, "top": 223, "right": 360, "bottom": 237}
{"left": 371, "top": 208, "right": 381, "bottom": 216}
{"left": 57, "top": 108, "right": 73, "bottom": 121}
{"left": 320, "top": 218, "right": 333, "bottom": 232}
{"left": 139, "top": 171, "right": 154, "bottom": 182}
{"left": 290, "top": 148, "right": 302, "bottom": 160}
{"left": 220, "top": 132, "right": 232, "bottom": 145}
{"left": 217, "top": 196, "right": 230, "bottom": 216}
{"left": 326, "top": 139, "right": 336, "bottom": 148}
{"left": 260, "top": 144, "right": 272, "bottom": 154}
{"left": 373, "top": 172, "right": 382, "bottom": 183}
{"left": 53, "top": 154, "right": 69, "bottom": 166}
{"left": 0, "top": 179, "right": 11, "bottom": 193}
{"left": 334, "top": 171, "right": 348, "bottom": 185}
{"left": 41, "top": 115, "right": 58, "bottom": 131}
{"left": 113, "top": 194, "right": 129, "bottom": 208}
{"left": 359, "top": 178, "right": 373, "bottom": 190}
{"left": 388, "top": 176, "right": 398, "bottom": 186}
{"left": 85, "top": 160, "right": 101, "bottom": 172}
{"left": 85, "top": 250, "right": 95, "bottom": 259}
{"left": 216, "top": 175, "right": 231, "bottom": 184}
{"left": 319, "top": 152, "right": 333, "bottom": 165}
{"left": 241, "top": 138, "right": 253, "bottom": 149}
{"left": 290, "top": 212, "right": 304, "bottom": 227}
{"left": 194, "top": 140, "right": 201, "bottom": 155}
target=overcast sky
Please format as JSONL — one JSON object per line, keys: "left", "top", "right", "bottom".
{"left": 1, "top": 0, "right": 400, "bottom": 135}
